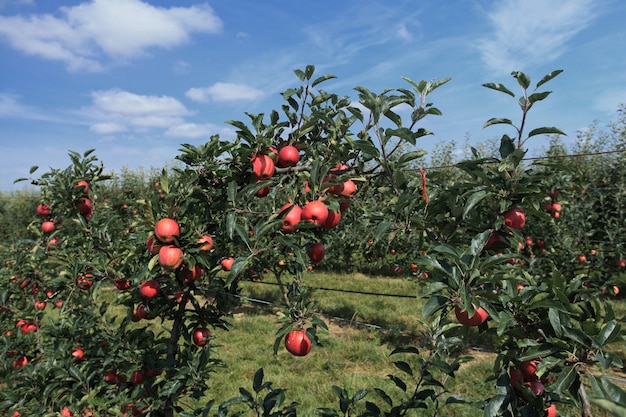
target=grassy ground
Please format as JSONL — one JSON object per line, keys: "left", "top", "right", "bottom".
{"left": 191, "top": 271, "right": 626, "bottom": 416}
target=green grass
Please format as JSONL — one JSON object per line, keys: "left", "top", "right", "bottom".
{"left": 191, "top": 271, "right": 626, "bottom": 416}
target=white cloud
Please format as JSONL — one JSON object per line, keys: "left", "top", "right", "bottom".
{"left": 91, "top": 89, "right": 190, "bottom": 118}
{"left": 0, "top": 0, "right": 222, "bottom": 71}
{"left": 89, "top": 122, "right": 127, "bottom": 134}
{"left": 185, "top": 83, "right": 264, "bottom": 103}
{"left": 477, "top": 0, "right": 597, "bottom": 74}
{"left": 165, "top": 123, "right": 217, "bottom": 139}
{"left": 89, "top": 89, "right": 192, "bottom": 133}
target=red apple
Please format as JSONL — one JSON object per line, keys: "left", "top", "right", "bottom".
{"left": 519, "top": 360, "right": 538, "bottom": 380}
{"left": 279, "top": 203, "right": 302, "bottom": 232}
{"left": 76, "top": 197, "right": 92, "bottom": 215}
{"left": 71, "top": 348, "right": 84, "bottom": 361}
{"left": 182, "top": 263, "right": 204, "bottom": 282}
{"left": 104, "top": 371, "right": 119, "bottom": 384}
{"left": 308, "top": 242, "right": 325, "bottom": 264}
{"left": 284, "top": 329, "right": 312, "bottom": 356}
{"left": 321, "top": 209, "right": 341, "bottom": 229}
{"left": 192, "top": 327, "right": 211, "bottom": 346}
{"left": 13, "top": 355, "right": 28, "bottom": 369}
{"left": 545, "top": 404, "right": 557, "bottom": 417}
{"left": 129, "top": 370, "right": 145, "bottom": 384}
{"left": 276, "top": 145, "right": 300, "bottom": 167}
{"left": 454, "top": 304, "right": 488, "bottom": 326}
{"left": 36, "top": 204, "right": 51, "bottom": 216}
{"left": 197, "top": 235, "right": 213, "bottom": 253}
{"left": 139, "top": 280, "right": 160, "bottom": 298}
{"left": 221, "top": 257, "right": 234, "bottom": 271}
{"left": 154, "top": 218, "right": 180, "bottom": 244}
{"left": 114, "top": 278, "right": 131, "bottom": 290}
{"left": 132, "top": 304, "right": 149, "bottom": 321}
{"left": 158, "top": 245, "right": 183, "bottom": 271}
{"left": 76, "top": 274, "right": 93, "bottom": 290}
{"left": 301, "top": 200, "right": 329, "bottom": 225}
{"left": 251, "top": 154, "right": 275, "bottom": 179}
{"left": 75, "top": 180, "right": 89, "bottom": 194}
{"left": 145, "top": 235, "right": 163, "bottom": 255}
{"left": 339, "top": 179, "right": 357, "bottom": 198}
{"left": 41, "top": 221, "right": 55, "bottom": 234}
{"left": 503, "top": 207, "right": 526, "bottom": 229}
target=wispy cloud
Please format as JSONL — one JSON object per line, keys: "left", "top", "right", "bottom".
{"left": 0, "top": 0, "right": 222, "bottom": 72}
{"left": 477, "top": 0, "right": 598, "bottom": 74}
{"left": 185, "top": 83, "right": 264, "bottom": 103}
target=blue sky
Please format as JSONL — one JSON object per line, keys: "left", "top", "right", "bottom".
{"left": 1, "top": 0, "right": 625, "bottom": 191}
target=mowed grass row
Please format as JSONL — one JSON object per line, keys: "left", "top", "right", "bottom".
{"left": 197, "top": 271, "right": 626, "bottom": 416}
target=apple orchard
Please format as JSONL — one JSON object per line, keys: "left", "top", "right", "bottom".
{"left": 1, "top": 66, "right": 625, "bottom": 417}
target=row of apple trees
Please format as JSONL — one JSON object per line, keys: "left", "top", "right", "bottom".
{"left": 0, "top": 65, "right": 624, "bottom": 416}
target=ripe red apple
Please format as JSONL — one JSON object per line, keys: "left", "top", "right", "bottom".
{"left": 221, "top": 257, "right": 234, "bottom": 271}
{"left": 34, "top": 301, "right": 46, "bottom": 310}
{"left": 104, "top": 371, "right": 119, "bottom": 384}
{"left": 616, "top": 259, "right": 626, "bottom": 268}
{"left": 577, "top": 255, "right": 587, "bottom": 263}
{"left": 255, "top": 183, "right": 271, "bottom": 197}
{"left": 519, "top": 360, "right": 538, "bottom": 380}
{"left": 545, "top": 404, "right": 557, "bottom": 417}
{"left": 308, "top": 242, "right": 325, "bottom": 264}
{"left": 76, "top": 197, "right": 92, "bottom": 215}
{"left": 551, "top": 203, "right": 562, "bottom": 212}
{"left": 129, "top": 370, "right": 145, "bottom": 384}
{"left": 114, "top": 278, "right": 131, "bottom": 291}
{"left": 139, "top": 280, "right": 160, "bottom": 298}
{"left": 76, "top": 274, "right": 93, "bottom": 290}
{"left": 182, "top": 263, "right": 204, "bottom": 282}
{"left": 41, "top": 221, "right": 55, "bottom": 234}
{"left": 301, "top": 200, "right": 329, "bottom": 225}
{"left": 46, "top": 236, "right": 59, "bottom": 250}
{"left": 192, "top": 327, "right": 211, "bottom": 346}
{"left": 454, "top": 304, "right": 488, "bottom": 326}
{"left": 509, "top": 366, "right": 524, "bottom": 390}
{"left": 251, "top": 154, "right": 275, "bottom": 179}
{"left": 321, "top": 209, "right": 341, "bottom": 229}
{"left": 484, "top": 232, "right": 504, "bottom": 251}
{"left": 339, "top": 179, "right": 357, "bottom": 198}
{"left": 36, "top": 204, "right": 51, "bottom": 216}
{"left": 529, "top": 380, "right": 545, "bottom": 396}
{"left": 276, "top": 145, "right": 300, "bottom": 167}
{"left": 75, "top": 180, "right": 89, "bottom": 194}
{"left": 13, "top": 355, "right": 28, "bottom": 369}
{"left": 145, "top": 235, "right": 163, "bottom": 255}
{"left": 503, "top": 207, "right": 526, "bottom": 229}
{"left": 71, "top": 348, "right": 84, "bottom": 361}
{"left": 284, "top": 329, "right": 312, "bottom": 356}
{"left": 154, "top": 218, "right": 180, "bottom": 244}
{"left": 132, "top": 304, "right": 149, "bottom": 321}
{"left": 197, "top": 235, "right": 213, "bottom": 253}
{"left": 279, "top": 203, "right": 302, "bottom": 232}
{"left": 158, "top": 245, "right": 183, "bottom": 271}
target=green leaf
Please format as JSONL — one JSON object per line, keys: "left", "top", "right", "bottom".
{"left": 353, "top": 139, "right": 380, "bottom": 158}
{"left": 393, "top": 361, "right": 413, "bottom": 376}
{"left": 312, "top": 74, "right": 336, "bottom": 88}
{"left": 482, "top": 83, "right": 515, "bottom": 97}
{"left": 511, "top": 71, "right": 530, "bottom": 90}
{"left": 29, "top": 165, "right": 39, "bottom": 174}
{"left": 253, "top": 368, "right": 264, "bottom": 393}
{"left": 536, "top": 69, "right": 563, "bottom": 88}
{"left": 595, "top": 321, "right": 621, "bottom": 347}
{"left": 483, "top": 118, "right": 513, "bottom": 128}
{"left": 397, "top": 150, "right": 426, "bottom": 165}
{"left": 527, "top": 127, "right": 566, "bottom": 138}
{"left": 527, "top": 91, "right": 551, "bottom": 104}
{"left": 483, "top": 394, "right": 506, "bottom": 417}
{"left": 499, "top": 135, "right": 516, "bottom": 158}
{"left": 463, "top": 190, "right": 489, "bottom": 219}
{"left": 422, "top": 295, "right": 449, "bottom": 318}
